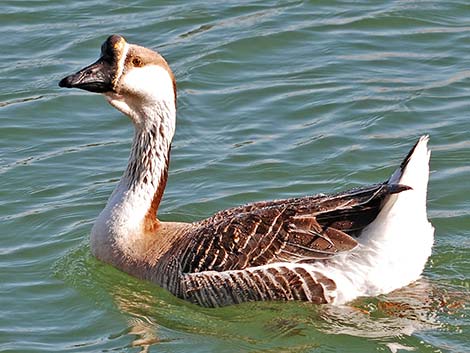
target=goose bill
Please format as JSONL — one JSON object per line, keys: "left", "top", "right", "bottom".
{"left": 58, "top": 58, "right": 114, "bottom": 93}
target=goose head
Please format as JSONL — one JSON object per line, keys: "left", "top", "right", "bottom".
{"left": 59, "top": 35, "right": 176, "bottom": 128}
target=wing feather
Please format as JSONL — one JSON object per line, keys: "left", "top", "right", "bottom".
{"left": 174, "top": 183, "right": 408, "bottom": 274}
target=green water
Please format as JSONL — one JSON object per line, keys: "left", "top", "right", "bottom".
{"left": 1, "top": 1, "right": 470, "bottom": 352}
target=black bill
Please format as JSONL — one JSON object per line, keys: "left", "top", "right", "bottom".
{"left": 58, "top": 58, "right": 114, "bottom": 93}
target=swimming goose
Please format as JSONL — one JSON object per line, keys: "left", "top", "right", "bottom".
{"left": 59, "top": 35, "right": 434, "bottom": 307}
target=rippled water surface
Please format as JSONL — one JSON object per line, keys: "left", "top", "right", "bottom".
{"left": 1, "top": 1, "right": 470, "bottom": 352}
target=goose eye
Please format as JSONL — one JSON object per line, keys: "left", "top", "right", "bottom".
{"left": 132, "top": 58, "right": 143, "bottom": 67}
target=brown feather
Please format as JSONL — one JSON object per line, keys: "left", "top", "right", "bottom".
{"left": 173, "top": 183, "right": 406, "bottom": 275}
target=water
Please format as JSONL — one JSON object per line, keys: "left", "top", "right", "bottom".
{"left": 1, "top": 1, "right": 469, "bottom": 352}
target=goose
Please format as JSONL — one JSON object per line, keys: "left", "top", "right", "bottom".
{"left": 59, "top": 35, "right": 434, "bottom": 307}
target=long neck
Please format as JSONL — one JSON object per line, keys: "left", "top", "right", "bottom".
{"left": 91, "top": 101, "right": 175, "bottom": 261}
{"left": 123, "top": 121, "right": 172, "bottom": 228}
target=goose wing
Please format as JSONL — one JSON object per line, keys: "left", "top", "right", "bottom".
{"left": 177, "top": 183, "right": 408, "bottom": 274}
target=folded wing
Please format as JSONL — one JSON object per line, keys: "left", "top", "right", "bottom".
{"left": 176, "top": 183, "right": 409, "bottom": 274}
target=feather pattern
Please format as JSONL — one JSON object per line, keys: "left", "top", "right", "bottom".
{"left": 150, "top": 183, "right": 411, "bottom": 306}
{"left": 176, "top": 183, "right": 406, "bottom": 274}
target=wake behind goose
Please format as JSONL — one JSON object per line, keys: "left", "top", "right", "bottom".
{"left": 59, "top": 35, "right": 434, "bottom": 307}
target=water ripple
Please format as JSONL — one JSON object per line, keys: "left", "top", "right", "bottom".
{"left": 1, "top": 1, "right": 469, "bottom": 352}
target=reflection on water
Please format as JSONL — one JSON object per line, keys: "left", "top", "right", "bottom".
{"left": 56, "top": 244, "right": 468, "bottom": 352}
{"left": 317, "top": 281, "right": 444, "bottom": 338}
{"left": 115, "top": 317, "right": 162, "bottom": 353}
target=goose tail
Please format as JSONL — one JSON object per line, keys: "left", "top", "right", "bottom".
{"left": 388, "top": 135, "right": 431, "bottom": 196}
{"left": 381, "top": 135, "right": 433, "bottom": 233}
{"left": 354, "top": 136, "right": 434, "bottom": 296}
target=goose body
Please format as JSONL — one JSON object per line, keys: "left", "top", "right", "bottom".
{"left": 59, "top": 35, "right": 434, "bottom": 307}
